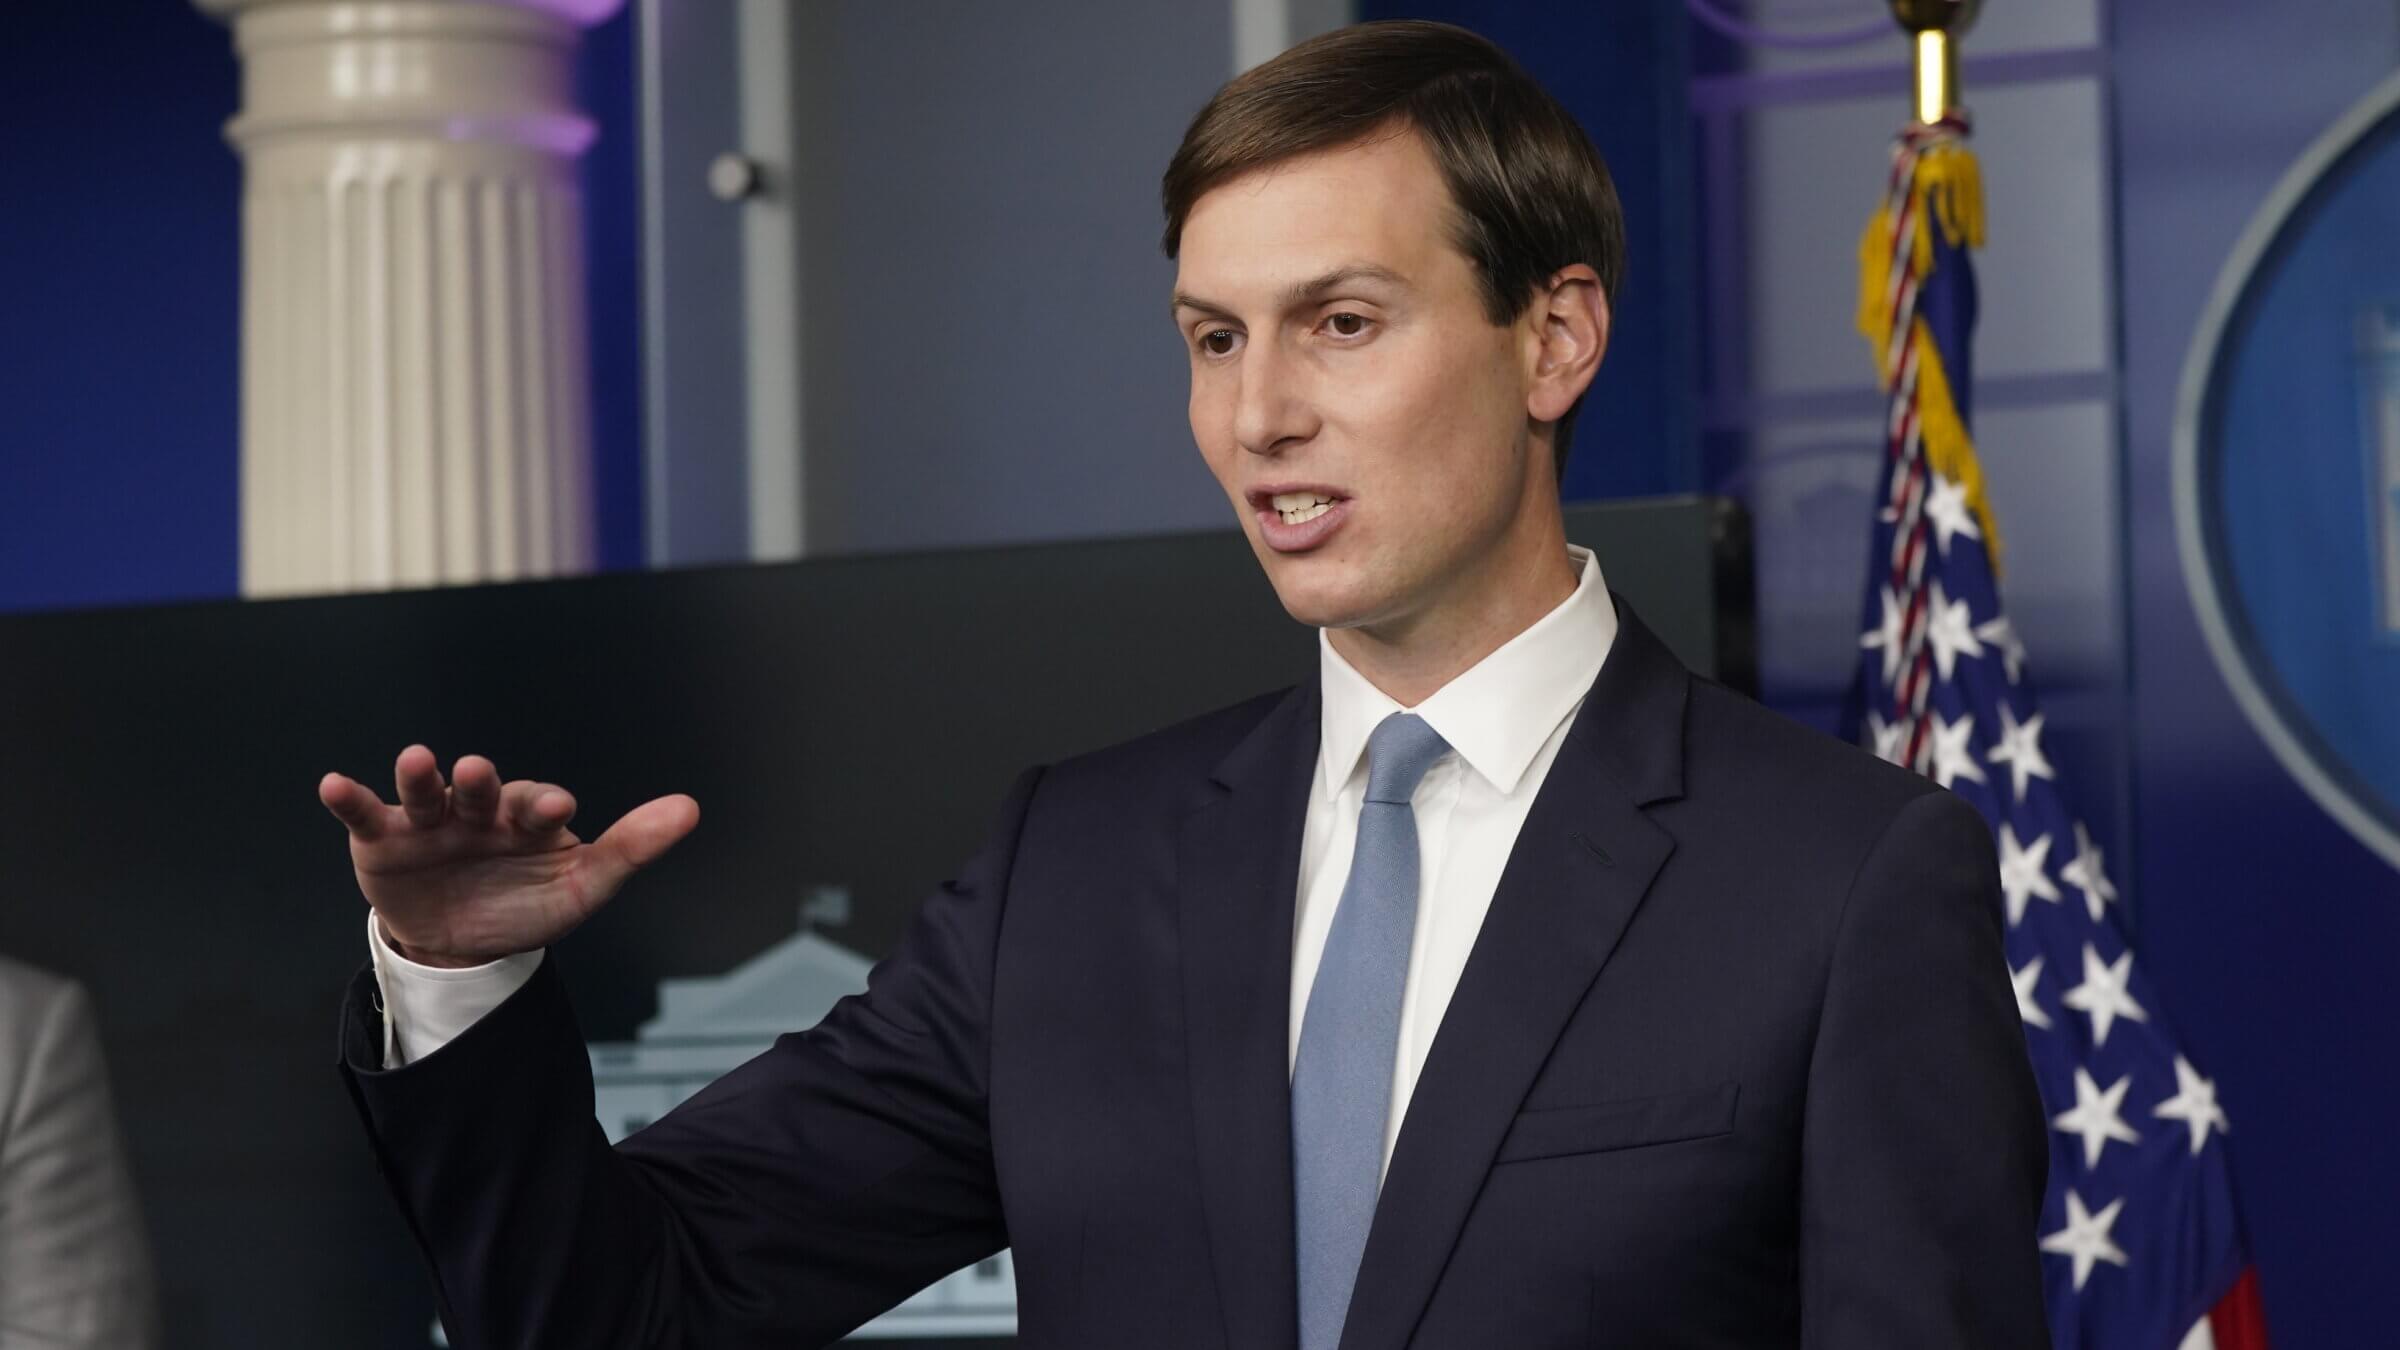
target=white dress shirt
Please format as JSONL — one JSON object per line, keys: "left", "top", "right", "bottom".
{"left": 369, "top": 544, "right": 1620, "bottom": 1171}
{"left": 366, "top": 909, "right": 541, "bottom": 1069}
{"left": 1287, "top": 544, "right": 1615, "bottom": 1176}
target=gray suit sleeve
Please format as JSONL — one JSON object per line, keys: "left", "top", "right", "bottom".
{"left": 0, "top": 972, "right": 160, "bottom": 1350}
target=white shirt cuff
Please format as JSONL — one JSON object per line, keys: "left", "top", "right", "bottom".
{"left": 365, "top": 910, "right": 544, "bottom": 1070}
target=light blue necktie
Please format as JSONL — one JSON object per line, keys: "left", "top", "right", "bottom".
{"left": 1292, "top": 711, "right": 1452, "bottom": 1350}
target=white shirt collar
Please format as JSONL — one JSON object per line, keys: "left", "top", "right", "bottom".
{"left": 1317, "top": 544, "right": 1618, "bottom": 798}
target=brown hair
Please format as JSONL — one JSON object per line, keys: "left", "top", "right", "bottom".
{"left": 1159, "top": 20, "right": 1625, "bottom": 480}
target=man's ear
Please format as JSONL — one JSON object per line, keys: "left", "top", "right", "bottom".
{"left": 1525, "top": 264, "right": 1609, "bottom": 425}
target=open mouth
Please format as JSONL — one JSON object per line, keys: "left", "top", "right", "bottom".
{"left": 1246, "top": 485, "right": 1353, "bottom": 554}
{"left": 1269, "top": 491, "right": 1340, "bottom": 525}
{"left": 1247, "top": 485, "right": 1348, "bottom": 523}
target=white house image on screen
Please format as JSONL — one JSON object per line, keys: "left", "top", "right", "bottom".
{"left": 588, "top": 889, "right": 1019, "bottom": 1341}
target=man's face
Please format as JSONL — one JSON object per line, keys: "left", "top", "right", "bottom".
{"left": 1172, "top": 128, "right": 1552, "bottom": 638}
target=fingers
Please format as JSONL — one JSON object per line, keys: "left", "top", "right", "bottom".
{"left": 582, "top": 794, "right": 701, "bottom": 901}
{"left": 333, "top": 749, "right": 587, "bottom": 845}
{"left": 503, "top": 779, "right": 578, "bottom": 835}
{"left": 355, "top": 748, "right": 577, "bottom": 834}
{"left": 318, "top": 772, "right": 388, "bottom": 841}
{"left": 452, "top": 754, "right": 503, "bottom": 827}
{"left": 394, "top": 744, "right": 448, "bottom": 829}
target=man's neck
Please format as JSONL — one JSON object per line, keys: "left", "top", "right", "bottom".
{"left": 1326, "top": 533, "right": 1581, "bottom": 708}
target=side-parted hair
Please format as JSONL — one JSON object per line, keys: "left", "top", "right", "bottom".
{"left": 1159, "top": 20, "right": 1626, "bottom": 482}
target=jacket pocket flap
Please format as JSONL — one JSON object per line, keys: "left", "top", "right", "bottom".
{"left": 1493, "top": 1082, "right": 1740, "bottom": 1163}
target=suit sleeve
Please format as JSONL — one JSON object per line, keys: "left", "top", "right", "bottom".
{"left": 1798, "top": 786, "right": 2051, "bottom": 1349}
{"left": 337, "top": 765, "right": 1046, "bottom": 1350}
{"left": 0, "top": 979, "right": 161, "bottom": 1349}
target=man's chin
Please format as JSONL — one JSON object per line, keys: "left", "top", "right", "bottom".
{"left": 1248, "top": 536, "right": 1412, "bottom": 631}
{"left": 1262, "top": 574, "right": 1383, "bottom": 633}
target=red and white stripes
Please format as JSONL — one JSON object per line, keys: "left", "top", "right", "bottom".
{"left": 1867, "top": 120, "right": 1972, "bottom": 774}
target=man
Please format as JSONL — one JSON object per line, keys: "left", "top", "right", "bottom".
{"left": 0, "top": 955, "right": 159, "bottom": 1349}
{"left": 322, "top": 21, "right": 2047, "bottom": 1348}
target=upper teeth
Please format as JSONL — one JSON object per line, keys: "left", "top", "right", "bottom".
{"left": 1270, "top": 491, "right": 1336, "bottom": 525}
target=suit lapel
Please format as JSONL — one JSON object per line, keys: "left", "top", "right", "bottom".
{"left": 1179, "top": 678, "right": 1320, "bottom": 1350}
{"left": 1336, "top": 599, "right": 1692, "bottom": 1350}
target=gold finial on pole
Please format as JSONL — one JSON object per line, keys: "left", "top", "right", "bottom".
{"left": 1888, "top": 0, "right": 1982, "bottom": 125}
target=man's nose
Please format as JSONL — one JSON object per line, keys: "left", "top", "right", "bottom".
{"left": 1232, "top": 342, "right": 1316, "bottom": 456}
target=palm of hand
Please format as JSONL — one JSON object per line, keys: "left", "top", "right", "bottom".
{"left": 321, "top": 745, "right": 700, "bottom": 967}
{"left": 354, "top": 826, "right": 591, "bottom": 963}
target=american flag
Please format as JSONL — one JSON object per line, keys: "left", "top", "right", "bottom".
{"left": 1850, "top": 118, "right": 2269, "bottom": 1350}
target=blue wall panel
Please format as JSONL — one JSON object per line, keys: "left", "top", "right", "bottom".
{"left": 2113, "top": 1, "right": 2400, "bottom": 1342}
{"left": 0, "top": 1, "right": 240, "bottom": 613}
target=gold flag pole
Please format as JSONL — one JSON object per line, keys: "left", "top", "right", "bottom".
{"left": 1858, "top": 0, "right": 1999, "bottom": 568}
{"left": 1888, "top": 0, "right": 1982, "bottom": 124}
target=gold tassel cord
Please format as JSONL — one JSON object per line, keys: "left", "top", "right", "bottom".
{"left": 1856, "top": 203, "right": 1897, "bottom": 366}
{"left": 1908, "top": 321, "right": 2003, "bottom": 571}
{"left": 1914, "top": 140, "right": 1986, "bottom": 252}
{"left": 1855, "top": 138, "right": 1988, "bottom": 379}
{"left": 1855, "top": 135, "right": 2001, "bottom": 575}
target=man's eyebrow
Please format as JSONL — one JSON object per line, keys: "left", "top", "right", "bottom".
{"left": 1170, "top": 263, "right": 1412, "bottom": 322}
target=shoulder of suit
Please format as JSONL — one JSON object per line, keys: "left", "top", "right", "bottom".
{"left": 1035, "top": 684, "right": 1295, "bottom": 799}
{"left": 1667, "top": 681, "right": 1984, "bottom": 937}
{"left": 1678, "top": 676, "right": 1945, "bottom": 830}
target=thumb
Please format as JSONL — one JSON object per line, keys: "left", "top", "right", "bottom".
{"left": 581, "top": 794, "right": 701, "bottom": 901}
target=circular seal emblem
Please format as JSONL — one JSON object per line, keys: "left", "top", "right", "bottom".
{"left": 2177, "top": 68, "right": 2400, "bottom": 872}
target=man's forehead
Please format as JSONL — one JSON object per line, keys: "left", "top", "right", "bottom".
{"left": 1173, "top": 131, "right": 1461, "bottom": 302}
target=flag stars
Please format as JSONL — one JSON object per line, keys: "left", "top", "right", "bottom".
{"left": 1985, "top": 705, "right": 2056, "bottom": 804}
{"left": 2011, "top": 955, "right": 2053, "bottom": 1031}
{"left": 2059, "top": 822, "right": 2119, "bottom": 923}
{"left": 1975, "top": 613, "right": 2029, "bottom": 684}
{"left": 2052, "top": 1067, "right": 2143, "bottom": 1168}
{"left": 2040, "top": 1189, "right": 2130, "bottom": 1292}
{"left": 1853, "top": 226, "right": 2250, "bottom": 1317}
{"left": 1923, "top": 472, "right": 1983, "bottom": 557}
{"left": 1866, "top": 712, "right": 1906, "bottom": 765}
{"left": 1924, "top": 579, "right": 1987, "bottom": 680}
{"left": 1861, "top": 586, "right": 1907, "bottom": 686}
{"left": 2061, "top": 943, "right": 2148, "bottom": 1048}
{"left": 2152, "top": 1055, "right": 2230, "bottom": 1156}
{"left": 1928, "top": 711, "right": 1986, "bottom": 792}
{"left": 1996, "top": 824, "right": 2062, "bottom": 927}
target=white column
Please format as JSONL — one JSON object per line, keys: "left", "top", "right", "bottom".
{"left": 200, "top": 0, "right": 623, "bottom": 597}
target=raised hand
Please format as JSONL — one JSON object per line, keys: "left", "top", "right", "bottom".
{"left": 319, "top": 746, "right": 700, "bottom": 968}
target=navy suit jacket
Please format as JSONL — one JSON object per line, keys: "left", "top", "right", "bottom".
{"left": 338, "top": 599, "right": 2050, "bottom": 1348}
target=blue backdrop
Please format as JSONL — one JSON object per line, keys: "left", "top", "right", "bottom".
{"left": 2115, "top": 2, "right": 2400, "bottom": 1342}
{"left": 2204, "top": 111, "right": 2400, "bottom": 827}
{"left": 4, "top": 3, "right": 2397, "bottom": 1343}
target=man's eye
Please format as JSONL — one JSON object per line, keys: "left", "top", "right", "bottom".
{"left": 1200, "top": 329, "right": 1238, "bottom": 355}
{"left": 1325, "top": 312, "right": 1369, "bottom": 338}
